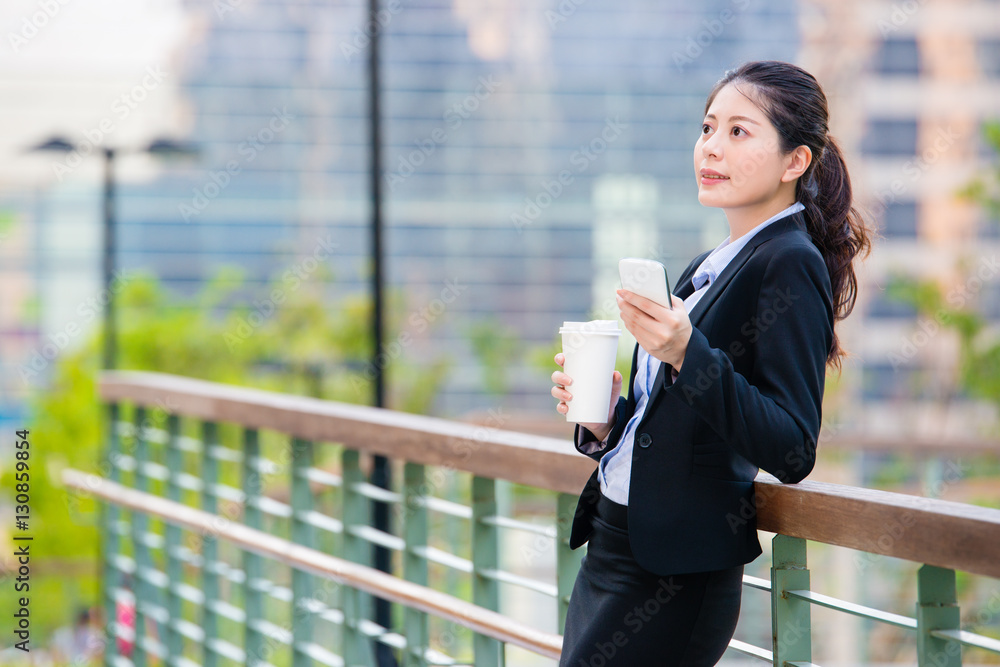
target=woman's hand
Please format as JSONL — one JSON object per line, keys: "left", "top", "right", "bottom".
{"left": 617, "top": 290, "right": 693, "bottom": 371}
{"left": 551, "top": 352, "right": 622, "bottom": 442}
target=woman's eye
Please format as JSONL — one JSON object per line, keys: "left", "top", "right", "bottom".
{"left": 732, "top": 126, "right": 745, "bottom": 137}
{"left": 701, "top": 124, "right": 712, "bottom": 134}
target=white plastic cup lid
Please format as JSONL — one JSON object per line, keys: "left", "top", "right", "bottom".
{"left": 559, "top": 319, "right": 620, "bottom": 335}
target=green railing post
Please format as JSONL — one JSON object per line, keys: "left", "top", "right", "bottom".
{"left": 342, "top": 448, "right": 375, "bottom": 666}
{"left": 242, "top": 428, "right": 265, "bottom": 666}
{"left": 771, "top": 534, "right": 811, "bottom": 666}
{"left": 917, "top": 565, "right": 962, "bottom": 667}
{"left": 164, "top": 414, "right": 184, "bottom": 661}
{"left": 472, "top": 475, "right": 503, "bottom": 667}
{"left": 291, "top": 437, "right": 316, "bottom": 667}
{"left": 403, "top": 462, "right": 429, "bottom": 667}
{"left": 445, "top": 472, "right": 461, "bottom": 600}
{"left": 102, "top": 402, "right": 122, "bottom": 667}
{"left": 555, "top": 493, "right": 582, "bottom": 634}
{"left": 201, "top": 421, "right": 220, "bottom": 667}
{"left": 130, "top": 407, "right": 150, "bottom": 667}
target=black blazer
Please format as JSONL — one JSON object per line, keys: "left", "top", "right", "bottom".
{"left": 570, "top": 210, "right": 834, "bottom": 576}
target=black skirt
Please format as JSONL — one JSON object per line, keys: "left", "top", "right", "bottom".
{"left": 560, "top": 493, "right": 744, "bottom": 667}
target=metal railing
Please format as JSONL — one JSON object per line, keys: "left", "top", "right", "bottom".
{"left": 61, "top": 371, "right": 1000, "bottom": 666}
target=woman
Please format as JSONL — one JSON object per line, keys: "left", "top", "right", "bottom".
{"left": 551, "top": 60, "right": 872, "bottom": 666}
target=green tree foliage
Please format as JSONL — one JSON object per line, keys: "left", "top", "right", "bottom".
{"left": 1, "top": 266, "right": 451, "bottom": 655}
{"left": 465, "top": 318, "right": 520, "bottom": 396}
{"left": 887, "top": 120, "right": 1000, "bottom": 412}
{"left": 958, "top": 120, "right": 1000, "bottom": 220}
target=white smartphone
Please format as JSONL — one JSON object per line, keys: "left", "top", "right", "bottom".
{"left": 618, "top": 258, "right": 673, "bottom": 310}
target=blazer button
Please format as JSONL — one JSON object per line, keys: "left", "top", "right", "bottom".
{"left": 638, "top": 433, "right": 652, "bottom": 448}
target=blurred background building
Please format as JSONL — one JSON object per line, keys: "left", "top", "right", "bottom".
{"left": 1, "top": 0, "right": 998, "bottom": 467}
{"left": 1, "top": 0, "right": 999, "bottom": 664}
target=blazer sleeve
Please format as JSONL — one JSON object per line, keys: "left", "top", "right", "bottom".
{"left": 663, "top": 244, "right": 833, "bottom": 483}
{"left": 573, "top": 395, "right": 629, "bottom": 462}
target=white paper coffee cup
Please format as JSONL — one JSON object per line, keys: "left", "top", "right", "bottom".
{"left": 559, "top": 320, "right": 621, "bottom": 423}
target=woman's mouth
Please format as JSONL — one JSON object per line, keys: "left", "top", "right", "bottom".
{"left": 700, "top": 169, "right": 729, "bottom": 185}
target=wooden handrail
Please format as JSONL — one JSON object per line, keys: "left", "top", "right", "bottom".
{"left": 100, "top": 371, "right": 594, "bottom": 496}
{"left": 62, "top": 468, "right": 564, "bottom": 660}
{"left": 99, "top": 371, "right": 1000, "bottom": 579}
{"left": 752, "top": 472, "right": 1000, "bottom": 578}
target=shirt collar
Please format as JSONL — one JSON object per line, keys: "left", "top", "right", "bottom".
{"left": 692, "top": 202, "right": 805, "bottom": 290}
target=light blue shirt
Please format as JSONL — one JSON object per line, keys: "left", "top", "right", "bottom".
{"left": 594, "top": 202, "right": 805, "bottom": 504}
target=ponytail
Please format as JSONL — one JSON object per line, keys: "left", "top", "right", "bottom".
{"left": 798, "top": 136, "right": 872, "bottom": 372}
{"left": 705, "top": 61, "right": 873, "bottom": 372}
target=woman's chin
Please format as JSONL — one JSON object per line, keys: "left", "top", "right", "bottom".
{"left": 697, "top": 191, "right": 725, "bottom": 208}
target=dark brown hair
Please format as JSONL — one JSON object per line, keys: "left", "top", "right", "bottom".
{"left": 705, "top": 60, "right": 872, "bottom": 372}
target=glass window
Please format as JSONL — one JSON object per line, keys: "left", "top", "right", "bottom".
{"left": 977, "top": 280, "right": 1000, "bottom": 320}
{"left": 862, "top": 362, "right": 934, "bottom": 400}
{"left": 978, "top": 38, "right": 1000, "bottom": 77}
{"left": 977, "top": 214, "right": 1000, "bottom": 239}
{"left": 878, "top": 201, "right": 918, "bottom": 237}
{"left": 862, "top": 119, "right": 918, "bottom": 157}
{"left": 866, "top": 286, "right": 918, "bottom": 319}
{"left": 872, "top": 37, "right": 920, "bottom": 75}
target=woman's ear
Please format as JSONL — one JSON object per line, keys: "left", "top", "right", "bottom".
{"left": 780, "top": 145, "right": 812, "bottom": 183}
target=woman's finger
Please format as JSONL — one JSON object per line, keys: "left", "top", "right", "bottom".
{"left": 551, "top": 386, "right": 572, "bottom": 401}
{"left": 629, "top": 312, "right": 665, "bottom": 340}
{"left": 551, "top": 371, "right": 573, "bottom": 386}
{"left": 618, "top": 289, "right": 659, "bottom": 315}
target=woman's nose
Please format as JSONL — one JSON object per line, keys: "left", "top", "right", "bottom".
{"left": 701, "top": 134, "right": 721, "bottom": 159}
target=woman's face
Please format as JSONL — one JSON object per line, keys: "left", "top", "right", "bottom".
{"left": 693, "top": 82, "right": 799, "bottom": 212}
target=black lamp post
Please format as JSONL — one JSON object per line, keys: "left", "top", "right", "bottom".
{"left": 366, "top": 1, "right": 398, "bottom": 664}
{"left": 30, "top": 137, "right": 198, "bottom": 371}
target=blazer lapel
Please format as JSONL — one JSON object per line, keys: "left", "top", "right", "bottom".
{"left": 685, "top": 250, "right": 751, "bottom": 329}
{"left": 672, "top": 251, "right": 707, "bottom": 303}
{"left": 648, "top": 211, "right": 808, "bottom": 401}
